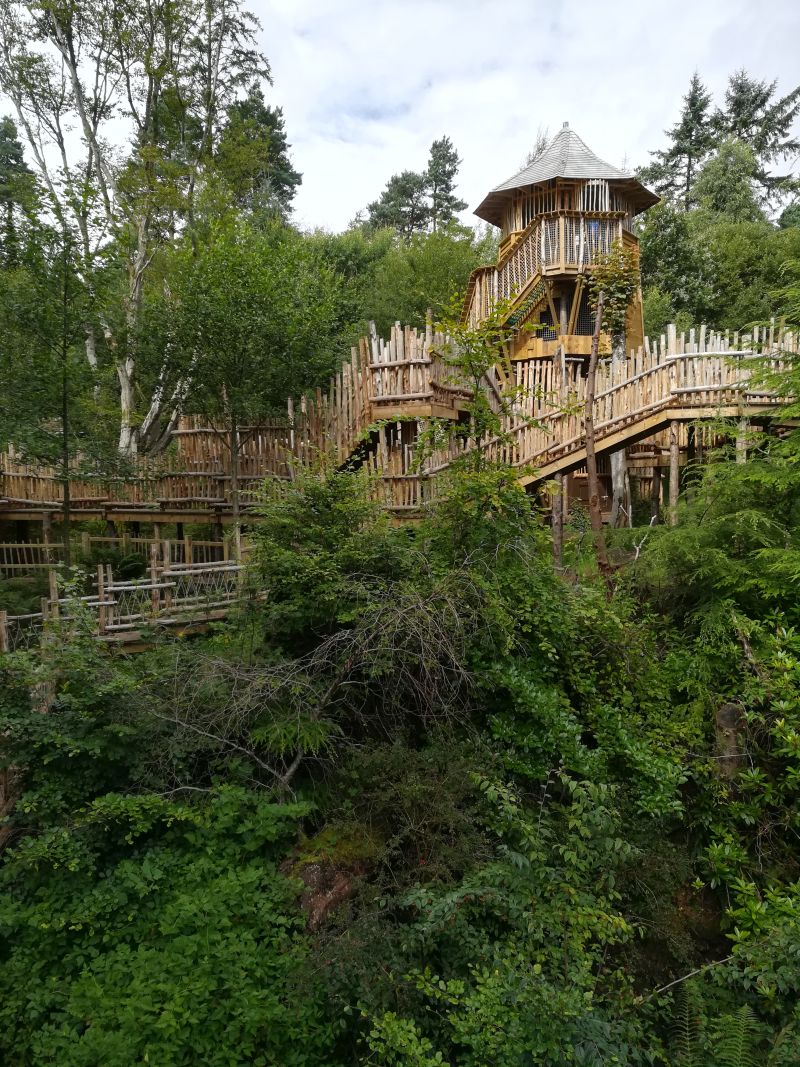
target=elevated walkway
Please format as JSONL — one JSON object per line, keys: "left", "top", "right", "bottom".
{"left": 1, "top": 323, "right": 796, "bottom": 524}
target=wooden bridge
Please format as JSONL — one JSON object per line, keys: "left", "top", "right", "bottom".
{"left": 0, "top": 321, "right": 795, "bottom": 528}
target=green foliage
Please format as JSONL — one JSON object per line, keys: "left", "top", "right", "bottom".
{"left": 587, "top": 241, "right": 641, "bottom": 347}
{"left": 366, "top": 136, "right": 467, "bottom": 240}
{"left": 0, "top": 788, "right": 331, "bottom": 1067}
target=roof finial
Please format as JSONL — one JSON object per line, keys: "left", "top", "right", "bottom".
{"left": 563, "top": 120, "right": 569, "bottom": 128}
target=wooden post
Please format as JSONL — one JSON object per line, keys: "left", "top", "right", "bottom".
{"left": 184, "top": 534, "right": 193, "bottom": 566}
{"left": 650, "top": 463, "right": 662, "bottom": 524}
{"left": 42, "top": 511, "right": 53, "bottom": 563}
{"left": 552, "top": 473, "right": 564, "bottom": 571}
{"left": 48, "top": 568, "right": 59, "bottom": 621}
{"left": 0, "top": 610, "right": 8, "bottom": 654}
{"left": 736, "top": 418, "right": 749, "bottom": 464}
{"left": 81, "top": 531, "right": 91, "bottom": 559}
{"left": 669, "top": 421, "right": 680, "bottom": 526}
{"left": 105, "top": 517, "right": 117, "bottom": 540}
{"left": 97, "top": 565, "right": 107, "bottom": 634}
{"left": 105, "top": 564, "right": 114, "bottom": 631}
{"left": 150, "top": 543, "right": 160, "bottom": 617}
{"left": 584, "top": 292, "right": 612, "bottom": 583}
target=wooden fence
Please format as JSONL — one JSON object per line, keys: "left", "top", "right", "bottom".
{"left": 0, "top": 558, "right": 247, "bottom": 653}
{"left": 1, "top": 321, "right": 797, "bottom": 520}
{"left": 0, "top": 535, "right": 232, "bottom": 575}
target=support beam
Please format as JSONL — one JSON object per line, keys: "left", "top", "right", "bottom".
{"left": 650, "top": 463, "right": 662, "bottom": 524}
{"left": 669, "top": 421, "right": 680, "bottom": 526}
{"left": 551, "top": 473, "right": 564, "bottom": 570}
{"left": 736, "top": 418, "right": 749, "bottom": 464}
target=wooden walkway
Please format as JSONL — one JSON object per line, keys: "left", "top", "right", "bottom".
{"left": 1, "top": 321, "right": 795, "bottom": 524}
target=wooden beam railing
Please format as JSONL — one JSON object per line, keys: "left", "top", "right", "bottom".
{"left": 2, "top": 323, "right": 797, "bottom": 521}
{"left": 0, "top": 560, "right": 247, "bottom": 652}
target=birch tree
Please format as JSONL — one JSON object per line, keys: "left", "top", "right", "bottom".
{"left": 0, "top": 0, "right": 271, "bottom": 454}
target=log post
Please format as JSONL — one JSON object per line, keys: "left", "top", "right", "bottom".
{"left": 42, "top": 511, "right": 53, "bottom": 564}
{"left": 669, "top": 421, "right": 680, "bottom": 526}
{"left": 81, "top": 531, "right": 91, "bottom": 559}
{"left": 48, "top": 568, "right": 59, "bottom": 621}
{"left": 97, "top": 565, "right": 107, "bottom": 634}
{"left": 0, "top": 610, "right": 8, "bottom": 654}
{"left": 736, "top": 418, "right": 749, "bottom": 464}
{"left": 584, "top": 292, "right": 612, "bottom": 583}
{"left": 105, "top": 564, "right": 114, "bottom": 631}
{"left": 150, "top": 543, "right": 160, "bottom": 617}
{"left": 650, "top": 463, "right": 662, "bottom": 524}
{"left": 552, "top": 473, "right": 564, "bottom": 571}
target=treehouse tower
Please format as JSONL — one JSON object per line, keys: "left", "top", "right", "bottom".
{"left": 463, "top": 122, "right": 658, "bottom": 357}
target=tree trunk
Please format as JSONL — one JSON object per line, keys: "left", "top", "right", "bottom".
{"left": 584, "top": 292, "right": 612, "bottom": 584}
{"left": 609, "top": 449, "right": 628, "bottom": 527}
{"left": 60, "top": 244, "right": 72, "bottom": 568}
{"left": 552, "top": 473, "right": 564, "bottom": 571}
{"left": 229, "top": 418, "right": 242, "bottom": 562}
{"left": 650, "top": 463, "right": 662, "bottom": 524}
{"left": 669, "top": 420, "right": 680, "bottom": 526}
{"left": 736, "top": 418, "right": 749, "bottom": 463}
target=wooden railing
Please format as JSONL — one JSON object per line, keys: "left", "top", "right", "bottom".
{"left": 0, "top": 559, "right": 247, "bottom": 652}
{"left": 1, "top": 322, "right": 797, "bottom": 520}
{"left": 462, "top": 214, "right": 624, "bottom": 328}
{"left": 0, "top": 535, "right": 232, "bottom": 575}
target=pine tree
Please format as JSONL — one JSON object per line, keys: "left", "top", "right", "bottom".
{"left": 216, "top": 88, "right": 302, "bottom": 218}
{"left": 0, "top": 115, "right": 37, "bottom": 265}
{"left": 425, "top": 136, "right": 467, "bottom": 231}
{"left": 367, "top": 170, "right": 431, "bottom": 242}
{"left": 715, "top": 70, "right": 800, "bottom": 199}
{"left": 638, "top": 73, "right": 715, "bottom": 208}
{"left": 692, "top": 139, "right": 764, "bottom": 222}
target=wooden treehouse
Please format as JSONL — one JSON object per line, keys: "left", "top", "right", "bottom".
{"left": 463, "top": 121, "right": 656, "bottom": 359}
{"left": 0, "top": 125, "right": 796, "bottom": 539}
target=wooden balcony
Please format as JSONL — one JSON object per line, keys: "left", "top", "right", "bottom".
{"left": 462, "top": 213, "right": 628, "bottom": 329}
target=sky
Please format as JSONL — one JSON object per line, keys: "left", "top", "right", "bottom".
{"left": 255, "top": 0, "right": 800, "bottom": 232}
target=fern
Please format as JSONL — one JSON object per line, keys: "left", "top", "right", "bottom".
{"left": 713, "top": 1006, "right": 758, "bottom": 1067}
{"left": 670, "top": 983, "right": 704, "bottom": 1067}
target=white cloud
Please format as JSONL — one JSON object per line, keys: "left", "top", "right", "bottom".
{"left": 254, "top": 0, "right": 800, "bottom": 231}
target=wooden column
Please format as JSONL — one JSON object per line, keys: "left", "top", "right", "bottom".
{"left": 669, "top": 421, "right": 680, "bottom": 526}
{"left": 650, "top": 463, "right": 662, "bottom": 524}
{"left": 0, "top": 610, "right": 8, "bottom": 654}
{"left": 736, "top": 418, "right": 749, "bottom": 464}
{"left": 552, "top": 474, "right": 564, "bottom": 570}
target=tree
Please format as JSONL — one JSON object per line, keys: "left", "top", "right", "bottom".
{"left": 715, "top": 70, "right": 800, "bottom": 200}
{"left": 215, "top": 87, "right": 301, "bottom": 218}
{"left": 692, "top": 139, "right": 765, "bottom": 223}
{"left": 0, "top": 0, "right": 275, "bottom": 455}
{"left": 367, "top": 169, "right": 431, "bottom": 241}
{"left": 0, "top": 115, "right": 37, "bottom": 266}
{"left": 521, "top": 125, "right": 551, "bottom": 167}
{"left": 366, "top": 136, "right": 467, "bottom": 242}
{"left": 167, "top": 222, "right": 344, "bottom": 554}
{"left": 638, "top": 72, "right": 716, "bottom": 207}
{"left": 425, "top": 136, "right": 467, "bottom": 232}
{"left": 0, "top": 224, "right": 95, "bottom": 564}
{"left": 638, "top": 201, "right": 716, "bottom": 322}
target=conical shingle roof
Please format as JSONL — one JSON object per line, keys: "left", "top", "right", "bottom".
{"left": 474, "top": 122, "right": 658, "bottom": 226}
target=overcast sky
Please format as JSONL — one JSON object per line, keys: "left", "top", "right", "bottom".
{"left": 256, "top": 0, "right": 800, "bottom": 232}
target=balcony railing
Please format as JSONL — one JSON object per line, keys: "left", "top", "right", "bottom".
{"left": 463, "top": 214, "right": 624, "bottom": 328}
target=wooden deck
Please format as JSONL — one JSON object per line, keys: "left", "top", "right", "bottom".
{"left": 1, "top": 321, "right": 796, "bottom": 525}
